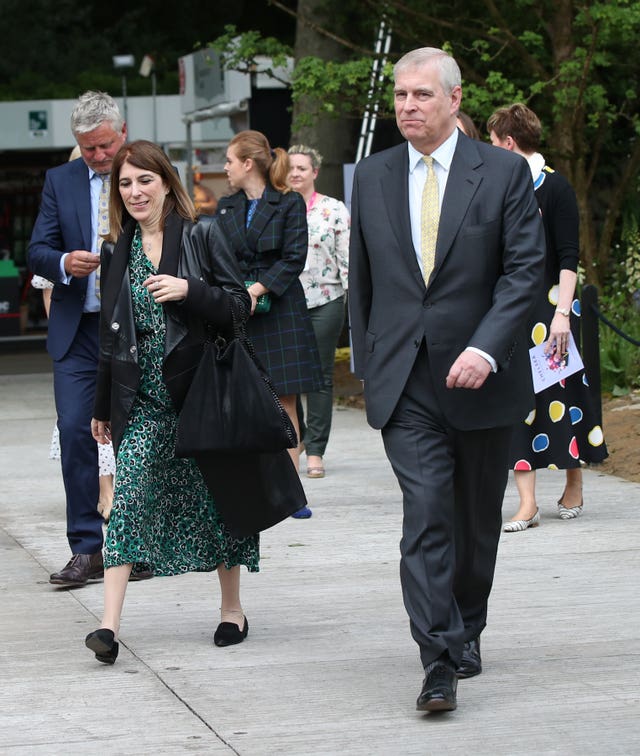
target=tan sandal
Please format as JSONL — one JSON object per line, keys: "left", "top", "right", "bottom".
{"left": 306, "top": 466, "right": 325, "bottom": 479}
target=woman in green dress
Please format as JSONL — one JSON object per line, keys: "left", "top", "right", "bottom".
{"left": 86, "top": 141, "right": 258, "bottom": 664}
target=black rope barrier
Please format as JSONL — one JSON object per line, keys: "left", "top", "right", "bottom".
{"left": 588, "top": 303, "right": 640, "bottom": 347}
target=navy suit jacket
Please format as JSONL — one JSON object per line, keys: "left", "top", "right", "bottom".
{"left": 28, "top": 158, "right": 94, "bottom": 361}
{"left": 349, "top": 133, "right": 546, "bottom": 431}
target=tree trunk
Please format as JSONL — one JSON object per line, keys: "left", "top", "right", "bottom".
{"left": 291, "top": 0, "right": 359, "bottom": 200}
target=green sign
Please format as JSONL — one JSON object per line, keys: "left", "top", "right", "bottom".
{"left": 29, "top": 110, "right": 48, "bottom": 131}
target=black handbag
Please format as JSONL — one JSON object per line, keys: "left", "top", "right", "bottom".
{"left": 195, "top": 449, "right": 308, "bottom": 538}
{"left": 175, "top": 303, "right": 297, "bottom": 456}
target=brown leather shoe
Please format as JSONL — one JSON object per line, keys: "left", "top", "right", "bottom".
{"left": 49, "top": 552, "right": 104, "bottom": 587}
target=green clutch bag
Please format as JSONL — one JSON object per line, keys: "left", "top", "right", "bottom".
{"left": 245, "top": 281, "right": 271, "bottom": 314}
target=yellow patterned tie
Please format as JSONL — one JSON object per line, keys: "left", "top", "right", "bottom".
{"left": 96, "top": 174, "right": 110, "bottom": 299}
{"left": 420, "top": 155, "right": 439, "bottom": 285}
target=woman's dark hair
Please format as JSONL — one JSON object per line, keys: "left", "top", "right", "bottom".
{"left": 456, "top": 111, "right": 481, "bottom": 141}
{"left": 107, "top": 140, "right": 196, "bottom": 241}
{"left": 228, "top": 130, "right": 290, "bottom": 193}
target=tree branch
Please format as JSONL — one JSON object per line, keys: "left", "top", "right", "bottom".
{"left": 482, "top": 0, "right": 547, "bottom": 78}
{"left": 267, "top": 0, "right": 374, "bottom": 55}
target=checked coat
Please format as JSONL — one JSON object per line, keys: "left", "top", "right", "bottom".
{"left": 217, "top": 185, "right": 322, "bottom": 395}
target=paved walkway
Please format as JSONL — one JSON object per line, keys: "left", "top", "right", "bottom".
{"left": 0, "top": 361, "right": 639, "bottom": 755}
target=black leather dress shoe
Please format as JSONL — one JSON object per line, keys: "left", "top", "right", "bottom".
{"left": 456, "top": 637, "right": 482, "bottom": 679}
{"left": 416, "top": 660, "right": 458, "bottom": 712}
{"left": 49, "top": 552, "right": 104, "bottom": 587}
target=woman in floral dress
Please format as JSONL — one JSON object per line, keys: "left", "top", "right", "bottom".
{"left": 86, "top": 141, "right": 258, "bottom": 665}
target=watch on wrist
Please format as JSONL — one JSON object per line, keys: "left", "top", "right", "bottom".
{"left": 555, "top": 307, "right": 570, "bottom": 317}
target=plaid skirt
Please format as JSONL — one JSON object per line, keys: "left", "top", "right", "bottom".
{"left": 246, "top": 278, "right": 323, "bottom": 396}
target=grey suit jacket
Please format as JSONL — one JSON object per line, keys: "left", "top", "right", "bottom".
{"left": 348, "top": 132, "right": 545, "bottom": 431}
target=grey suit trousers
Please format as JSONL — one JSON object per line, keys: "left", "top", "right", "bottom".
{"left": 381, "top": 344, "right": 511, "bottom": 669}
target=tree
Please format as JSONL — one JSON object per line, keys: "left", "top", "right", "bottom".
{"left": 213, "top": 0, "right": 640, "bottom": 288}
{"left": 289, "top": 0, "right": 363, "bottom": 194}
{"left": 0, "top": 0, "right": 293, "bottom": 99}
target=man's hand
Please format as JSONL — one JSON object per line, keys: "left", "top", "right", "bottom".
{"left": 446, "top": 349, "right": 492, "bottom": 389}
{"left": 65, "top": 250, "right": 100, "bottom": 278}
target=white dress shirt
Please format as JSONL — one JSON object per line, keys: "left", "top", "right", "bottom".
{"left": 58, "top": 164, "right": 103, "bottom": 313}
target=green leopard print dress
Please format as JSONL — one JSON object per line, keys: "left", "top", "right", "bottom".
{"left": 103, "top": 227, "right": 260, "bottom": 575}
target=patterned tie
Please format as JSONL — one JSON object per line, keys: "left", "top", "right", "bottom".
{"left": 420, "top": 155, "right": 440, "bottom": 285}
{"left": 96, "top": 174, "right": 110, "bottom": 299}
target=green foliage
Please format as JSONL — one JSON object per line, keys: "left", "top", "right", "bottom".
{"left": 0, "top": 1, "right": 294, "bottom": 101}
{"left": 210, "top": 25, "right": 293, "bottom": 84}
{"left": 211, "top": 25, "right": 389, "bottom": 128}
{"left": 598, "top": 218, "right": 640, "bottom": 393}
{"left": 462, "top": 73, "right": 525, "bottom": 126}
{"left": 291, "top": 57, "right": 378, "bottom": 125}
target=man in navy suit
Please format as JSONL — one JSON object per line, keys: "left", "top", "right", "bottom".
{"left": 349, "top": 48, "right": 545, "bottom": 711}
{"left": 29, "top": 91, "right": 127, "bottom": 586}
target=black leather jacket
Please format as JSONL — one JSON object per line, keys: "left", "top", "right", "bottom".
{"left": 93, "top": 212, "right": 250, "bottom": 455}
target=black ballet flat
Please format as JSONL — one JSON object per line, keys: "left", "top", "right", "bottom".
{"left": 214, "top": 617, "right": 248, "bottom": 647}
{"left": 85, "top": 628, "right": 119, "bottom": 664}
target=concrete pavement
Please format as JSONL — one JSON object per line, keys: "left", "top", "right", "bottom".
{"left": 0, "top": 361, "right": 639, "bottom": 755}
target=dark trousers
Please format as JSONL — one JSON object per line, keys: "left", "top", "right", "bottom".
{"left": 381, "top": 345, "right": 511, "bottom": 669}
{"left": 302, "top": 296, "right": 345, "bottom": 457}
{"left": 52, "top": 312, "right": 103, "bottom": 554}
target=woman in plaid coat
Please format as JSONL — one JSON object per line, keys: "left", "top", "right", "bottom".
{"left": 218, "top": 130, "right": 322, "bottom": 518}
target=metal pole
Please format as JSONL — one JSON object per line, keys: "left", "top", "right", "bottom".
{"left": 121, "top": 74, "right": 129, "bottom": 125}
{"left": 355, "top": 18, "right": 392, "bottom": 163}
{"left": 356, "top": 20, "right": 386, "bottom": 164}
{"left": 581, "top": 284, "right": 603, "bottom": 426}
{"left": 363, "top": 23, "right": 392, "bottom": 160}
{"left": 152, "top": 71, "right": 157, "bottom": 143}
{"left": 185, "top": 120, "right": 193, "bottom": 196}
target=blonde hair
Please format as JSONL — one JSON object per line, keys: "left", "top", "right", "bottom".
{"left": 106, "top": 140, "right": 196, "bottom": 241}
{"left": 288, "top": 144, "right": 323, "bottom": 171}
{"left": 228, "top": 130, "right": 290, "bottom": 193}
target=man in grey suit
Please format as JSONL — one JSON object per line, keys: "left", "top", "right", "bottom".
{"left": 349, "top": 48, "right": 545, "bottom": 712}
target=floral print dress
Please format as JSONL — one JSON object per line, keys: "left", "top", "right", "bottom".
{"left": 103, "top": 227, "right": 259, "bottom": 575}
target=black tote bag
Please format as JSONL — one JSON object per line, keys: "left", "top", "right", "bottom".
{"left": 195, "top": 449, "right": 307, "bottom": 538}
{"left": 175, "top": 318, "right": 297, "bottom": 456}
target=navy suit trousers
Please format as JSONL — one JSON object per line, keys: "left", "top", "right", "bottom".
{"left": 52, "top": 312, "right": 103, "bottom": 554}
